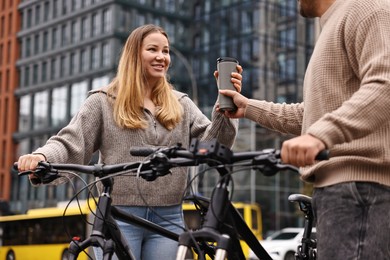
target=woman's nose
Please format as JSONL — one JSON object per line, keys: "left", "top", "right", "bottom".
{"left": 155, "top": 52, "right": 165, "bottom": 60}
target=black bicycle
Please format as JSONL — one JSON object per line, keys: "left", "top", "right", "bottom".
{"left": 16, "top": 138, "right": 326, "bottom": 260}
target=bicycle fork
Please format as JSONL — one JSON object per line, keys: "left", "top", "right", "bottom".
{"left": 68, "top": 178, "right": 136, "bottom": 260}
{"left": 176, "top": 182, "right": 232, "bottom": 260}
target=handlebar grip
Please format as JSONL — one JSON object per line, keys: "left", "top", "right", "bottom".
{"left": 12, "top": 163, "right": 30, "bottom": 176}
{"left": 315, "top": 150, "right": 329, "bottom": 160}
{"left": 130, "top": 147, "right": 157, "bottom": 156}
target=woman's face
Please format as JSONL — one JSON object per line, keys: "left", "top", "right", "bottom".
{"left": 141, "top": 32, "right": 170, "bottom": 86}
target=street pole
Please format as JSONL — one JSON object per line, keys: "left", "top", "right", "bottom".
{"left": 169, "top": 46, "right": 198, "bottom": 105}
{"left": 169, "top": 46, "right": 200, "bottom": 194}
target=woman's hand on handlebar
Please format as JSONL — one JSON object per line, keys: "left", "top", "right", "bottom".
{"left": 281, "top": 134, "right": 326, "bottom": 167}
{"left": 17, "top": 153, "right": 47, "bottom": 181}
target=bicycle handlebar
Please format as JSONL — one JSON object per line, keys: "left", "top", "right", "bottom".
{"left": 15, "top": 138, "right": 329, "bottom": 184}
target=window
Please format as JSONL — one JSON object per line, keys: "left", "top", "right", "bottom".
{"left": 70, "top": 81, "right": 88, "bottom": 116}
{"left": 51, "top": 86, "right": 68, "bottom": 126}
{"left": 42, "top": 61, "right": 47, "bottom": 81}
{"left": 0, "top": 17, "right": 3, "bottom": 37}
{"left": 102, "top": 42, "right": 110, "bottom": 67}
{"left": 61, "top": 24, "right": 68, "bottom": 46}
{"left": 278, "top": 53, "right": 296, "bottom": 82}
{"left": 53, "top": 0, "right": 58, "bottom": 18}
{"left": 33, "top": 64, "right": 39, "bottom": 84}
{"left": 52, "top": 27, "right": 58, "bottom": 48}
{"left": 164, "top": 0, "right": 175, "bottom": 13}
{"left": 35, "top": 5, "right": 40, "bottom": 25}
{"left": 241, "top": 40, "right": 250, "bottom": 62}
{"left": 81, "top": 17, "right": 89, "bottom": 40}
{"left": 43, "top": 1, "right": 50, "bottom": 21}
{"left": 92, "top": 75, "right": 110, "bottom": 90}
{"left": 6, "top": 41, "right": 11, "bottom": 63}
{"left": 24, "top": 66, "right": 30, "bottom": 86}
{"left": 70, "top": 52, "right": 76, "bottom": 75}
{"left": 43, "top": 31, "right": 48, "bottom": 51}
{"left": 25, "top": 37, "right": 31, "bottom": 57}
{"left": 80, "top": 49, "right": 88, "bottom": 72}
{"left": 60, "top": 56, "right": 67, "bottom": 77}
{"left": 33, "top": 91, "right": 49, "bottom": 129}
{"left": 102, "top": 8, "right": 111, "bottom": 33}
{"left": 8, "top": 13, "right": 13, "bottom": 36}
{"left": 91, "top": 46, "right": 99, "bottom": 69}
{"left": 71, "top": 21, "right": 78, "bottom": 43}
{"left": 19, "top": 95, "right": 31, "bottom": 132}
{"left": 62, "top": 0, "right": 68, "bottom": 15}
{"left": 279, "top": 0, "right": 297, "bottom": 18}
{"left": 26, "top": 8, "right": 32, "bottom": 27}
{"left": 5, "top": 70, "right": 9, "bottom": 92}
{"left": 242, "top": 10, "right": 253, "bottom": 34}
{"left": 92, "top": 13, "right": 99, "bottom": 36}
{"left": 50, "top": 58, "right": 56, "bottom": 80}
{"left": 71, "top": 0, "right": 79, "bottom": 11}
{"left": 34, "top": 34, "right": 40, "bottom": 54}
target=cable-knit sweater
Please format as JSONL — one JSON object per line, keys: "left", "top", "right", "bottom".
{"left": 244, "top": 0, "right": 390, "bottom": 187}
{"left": 34, "top": 87, "right": 238, "bottom": 206}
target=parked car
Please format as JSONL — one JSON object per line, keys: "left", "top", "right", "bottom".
{"left": 248, "top": 227, "right": 316, "bottom": 260}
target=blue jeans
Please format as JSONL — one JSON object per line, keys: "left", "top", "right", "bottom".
{"left": 93, "top": 205, "right": 184, "bottom": 260}
{"left": 116, "top": 205, "right": 184, "bottom": 260}
{"left": 313, "top": 182, "right": 390, "bottom": 260}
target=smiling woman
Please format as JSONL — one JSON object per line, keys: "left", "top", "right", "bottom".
{"left": 16, "top": 23, "right": 243, "bottom": 260}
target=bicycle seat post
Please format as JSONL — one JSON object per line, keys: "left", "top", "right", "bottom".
{"left": 288, "top": 194, "right": 316, "bottom": 260}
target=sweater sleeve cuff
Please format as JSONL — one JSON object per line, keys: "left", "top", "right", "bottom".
{"left": 244, "top": 99, "right": 269, "bottom": 122}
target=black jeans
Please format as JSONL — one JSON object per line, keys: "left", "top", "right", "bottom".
{"left": 313, "top": 182, "right": 390, "bottom": 260}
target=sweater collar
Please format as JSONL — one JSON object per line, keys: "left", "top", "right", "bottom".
{"left": 320, "top": 0, "right": 348, "bottom": 28}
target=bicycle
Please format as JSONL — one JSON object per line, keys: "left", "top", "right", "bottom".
{"left": 16, "top": 138, "right": 327, "bottom": 260}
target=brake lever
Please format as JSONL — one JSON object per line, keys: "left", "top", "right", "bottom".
{"left": 15, "top": 162, "right": 59, "bottom": 184}
{"left": 252, "top": 150, "right": 299, "bottom": 176}
{"left": 137, "top": 153, "right": 173, "bottom": 181}
{"left": 275, "top": 163, "right": 299, "bottom": 172}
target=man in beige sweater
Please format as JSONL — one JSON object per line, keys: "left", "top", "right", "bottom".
{"left": 220, "top": 0, "right": 390, "bottom": 259}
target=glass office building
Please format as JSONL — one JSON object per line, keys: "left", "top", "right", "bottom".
{"left": 6, "top": 0, "right": 316, "bottom": 234}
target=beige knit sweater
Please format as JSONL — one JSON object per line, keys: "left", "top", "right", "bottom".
{"left": 34, "top": 87, "right": 238, "bottom": 206}
{"left": 245, "top": 0, "right": 390, "bottom": 187}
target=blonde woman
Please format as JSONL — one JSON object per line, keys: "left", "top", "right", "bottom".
{"left": 17, "top": 24, "right": 242, "bottom": 259}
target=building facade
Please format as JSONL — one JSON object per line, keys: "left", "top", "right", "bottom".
{"left": 1, "top": 0, "right": 316, "bottom": 234}
{"left": 0, "top": 0, "right": 21, "bottom": 213}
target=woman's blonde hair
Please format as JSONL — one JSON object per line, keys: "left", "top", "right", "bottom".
{"left": 107, "top": 24, "right": 182, "bottom": 130}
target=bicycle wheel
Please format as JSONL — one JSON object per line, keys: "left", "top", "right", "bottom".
{"left": 284, "top": 251, "right": 295, "bottom": 260}
{"left": 61, "top": 249, "right": 70, "bottom": 260}
{"left": 6, "top": 250, "right": 16, "bottom": 260}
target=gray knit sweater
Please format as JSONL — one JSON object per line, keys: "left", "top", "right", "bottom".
{"left": 244, "top": 0, "right": 390, "bottom": 187}
{"left": 34, "top": 87, "right": 238, "bottom": 206}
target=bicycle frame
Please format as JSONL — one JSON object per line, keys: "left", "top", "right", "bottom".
{"left": 67, "top": 177, "right": 179, "bottom": 260}
{"left": 176, "top": 161, "right": 272, "bottom": 260}
{"left": 175, "top": 140, "right": 273, "bottom": 260}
